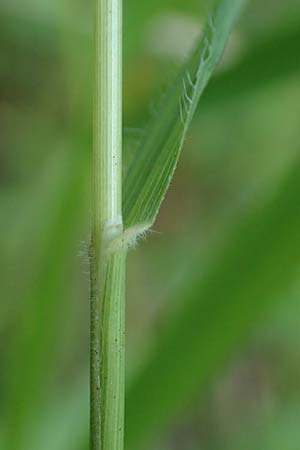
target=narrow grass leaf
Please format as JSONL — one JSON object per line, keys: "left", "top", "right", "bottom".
{"left": 123, "top": 0, "right": 247, "bottom": 231}
{"left": 3, "top": 148, "right": 88, "bottom": 450}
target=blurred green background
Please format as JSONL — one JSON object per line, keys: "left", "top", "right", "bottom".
{"left": 1, "top": 0, "right": 300, "bottom": 449}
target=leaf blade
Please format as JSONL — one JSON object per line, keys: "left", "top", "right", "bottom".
{"left": 123, "top": 0, "right": 247, "bottom": 230}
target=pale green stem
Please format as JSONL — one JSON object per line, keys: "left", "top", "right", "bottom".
{"left": 90, "top": 0, "right": 124, "bottom": 449}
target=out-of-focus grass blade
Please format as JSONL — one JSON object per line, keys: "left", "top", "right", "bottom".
{"left": 123, "top": 0, "right": 246, "bottom": 230}
{"left": 3, "top": 147, "right": 88, "bottom": 449}
{"left": 125, "top": 158, "right": 300, "bottom": 449}
{"left": 26, "top": 376, "right": 88, "bottom": 450}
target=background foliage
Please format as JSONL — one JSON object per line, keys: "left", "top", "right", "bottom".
{"left": 1, "top": 0, "right": 300, "bottom": 449}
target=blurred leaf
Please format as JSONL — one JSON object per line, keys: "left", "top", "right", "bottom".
{"left": 27, "top": 376, "right": 88, "bottom": 450}
{"left": 125, "top": 157, "right": 300, "bottom": 449}
{"left": 3, "top": 147, "right": 88, "bottom": 449}
{"left": 123, "top": 0, "right": 246, "bottom": 230}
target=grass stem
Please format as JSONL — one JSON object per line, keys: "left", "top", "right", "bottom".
{"left": 90, "top": 0, "right": 124, "bottom": 449}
